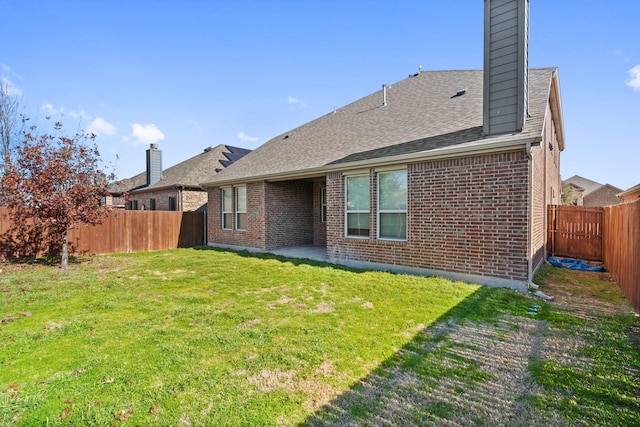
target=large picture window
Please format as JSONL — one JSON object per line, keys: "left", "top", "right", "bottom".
{"left": 235, "top": 186, "right": 247, "bottom": 230}
{"left": 221, "top": 188, "right": 233, "bottom": 230}
{"left": 345, "top": 175, "right": 370, "bottom": 237}
{"left": 378, "top": 170, "right": 407, "bottom": 240}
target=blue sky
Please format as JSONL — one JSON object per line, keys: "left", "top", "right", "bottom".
{"left": 2, "top": 0, "right": 639, "bottom": 190}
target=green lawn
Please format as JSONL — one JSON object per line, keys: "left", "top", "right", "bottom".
{"left": 1, "top": 248, "right": 639, "bottom": 426}
{"left": 0, "top": 248, "right": 477, "bottom": 426}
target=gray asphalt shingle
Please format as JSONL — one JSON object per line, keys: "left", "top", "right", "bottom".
{"left": 204, "top": 68, "right": 556, "bottom": 185}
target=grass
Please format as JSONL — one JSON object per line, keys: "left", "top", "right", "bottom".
{"left": 0, "top": 248, "right": 477, "bottom": 426}
{"left": 1, "top": 249, "right": 639, "bottom": 426}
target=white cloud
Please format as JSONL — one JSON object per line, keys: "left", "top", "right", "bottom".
{"left": 130, "top": 123, "right": 165, "bottom": 144}
{"left": 69, "top": 109, "right": 89, "bottom": 120}
{"left": 626, "top": 65, "right": 640, "bottom": 91}
{"left": 0, "top": 77, "right": 22, "bottom": 96}
{"left": 40, "top": 103, "right": 65, "bottom": 116}
{"left": 287, "top": 96, "right": 308, "bottom": 108}
{"left": 236, "top": 131, "right": 259, "bottom": 142}
{"left": 88, "top": 117, "right": 117, "bottom": 136}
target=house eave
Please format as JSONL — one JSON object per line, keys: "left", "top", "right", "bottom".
{"left": 130, "top": 184, "right": 204, "bottom": 193}
{"left": 549, "top": 70, "right": 565, "bottom": 151}
{"left": 202, "top": 134, "right": 542, "bottom": 188}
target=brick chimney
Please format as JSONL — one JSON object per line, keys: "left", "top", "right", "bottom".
{"left": 146, "top": 143, "right": 162, "bottom": 186}
{"left": 483, "top": 0, "right": 529, "bottom": 136}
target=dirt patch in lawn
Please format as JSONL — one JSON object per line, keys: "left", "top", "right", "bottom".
{"left": 540, "top": 269, "right": 636, "bottom": 318}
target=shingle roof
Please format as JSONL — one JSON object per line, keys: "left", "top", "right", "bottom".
{"left": 203, "top": 68, "right": 557, "bottom": 186}
{"left": 111, "top": 145, "right": 250, "bottom": 194}
{"left": 562, "top": 175, "right": 605, "bottom": 197}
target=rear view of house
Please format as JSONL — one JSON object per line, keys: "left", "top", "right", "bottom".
{"left": 202, "top": 0, "right": 564, "bottom": 290}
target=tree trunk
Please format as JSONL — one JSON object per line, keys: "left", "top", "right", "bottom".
{"left": 61, "top": 229, "right": 68, "bottom": 270}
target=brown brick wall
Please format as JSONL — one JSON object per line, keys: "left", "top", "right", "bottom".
{"left": 327, "top": 152, "right": 531, "bottom": 282}
{"left": 265, "top": 180, "right": 314, "bottom": 249}
{"left": 128, "top": 188, "right": 207, "bottom": 212}
{"left": 530, "top": 106, "right": 562, "bottom": 271}
{"left": 207, "top": 182, "right": 267, "bottom": 249}
{"left": 207, "top": 180, "right": 316, "bottom": 250}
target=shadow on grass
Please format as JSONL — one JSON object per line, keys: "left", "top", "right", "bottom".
{"left": 2, "top": 255, "right": 81, "bottom": 268}
{"left": 192, "top": 245, "right": 368, "bottom": 274}
{"left": 298, "top": 286, "right": 538, "bottom": 426}
{"left": 299, "top": 285, "right": 640, "bottom": 426}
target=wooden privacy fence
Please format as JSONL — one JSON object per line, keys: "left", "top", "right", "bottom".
{"left": 603, "top": 201, "right": 640, "bottom": 313}
{"left": 0, "top": 208, "right": 205, "bottom": 259}
{"left": 547, "top": 205, "right": 603, "bottom": 261}
{"left": 548, "top": 202, "right": 640, "bottom": 313}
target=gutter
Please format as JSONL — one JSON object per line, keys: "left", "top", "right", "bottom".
{"left": 202, "top": 134, "right": 543, "bottom": 188}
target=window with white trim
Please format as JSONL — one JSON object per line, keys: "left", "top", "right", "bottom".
{"left": 378, "top": 170, "right": 407, "bottom": 240}
{"left": 221, "top": 188, "right": 233, "bottom": 230}
{"left": 345, "top": 175, "right": 370, "bottom": 237}
{"left": 235, "top": 186, "right": 247, "bottom": 230}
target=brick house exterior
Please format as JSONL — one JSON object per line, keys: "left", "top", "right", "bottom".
{"left": 203, "top": 0, "right": 564, "bottom": 289}
{"left": 562, "top": 175, "right": 622, "bottom": 206}
{"left": 110, "top": 144, "right": 250, "bottom": 211}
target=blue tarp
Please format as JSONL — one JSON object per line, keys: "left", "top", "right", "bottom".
{"left": 548, "top": 256, "right": 605, "bottom": 272}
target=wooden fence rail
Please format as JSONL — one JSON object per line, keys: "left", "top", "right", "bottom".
{"left": 548, "top": 202, "right": 640, "bottom": 313}
{"left": 0, "top": 208, "right": 205, "bottom": 259}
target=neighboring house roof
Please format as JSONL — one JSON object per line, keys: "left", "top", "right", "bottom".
{"left": 617, "top": 183, "right": 640, "bottom": 202}
{"left": 112, "top": 145, "right": 251, "bottom": 195}
{"left": 109, "top": 173, "right": 147, "bottom": 195}
{"left": 583, "top": 184, "right": 623, "bottom": 206}
{"left": 202, "top": 68, "right": 561, "bottom": 186}
{"left": 562, "top": 175, "right": 604, "bottom": 197}
{"left": 562, "top": 175, "right": 622, "bottom": 206}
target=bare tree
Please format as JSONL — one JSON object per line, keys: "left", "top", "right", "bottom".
{"left": 0, "top": 81, "right": 23, "bottom": 175}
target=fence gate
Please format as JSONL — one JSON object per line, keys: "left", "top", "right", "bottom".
{"left": 547, "top": 205, "right": 604, "bottom": 261}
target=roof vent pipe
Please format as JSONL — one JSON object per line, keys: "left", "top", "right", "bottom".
{"left": 382, "top": 84, "right": 387, "bottom": 107}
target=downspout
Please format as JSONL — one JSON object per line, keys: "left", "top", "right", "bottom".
{"left": 526, "top": 142, "right": 538, "bottom": 290}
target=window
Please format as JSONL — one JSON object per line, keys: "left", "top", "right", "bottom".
{"left": 321, "top": 187, "right": 327, "bottom": 222}
{"left": 345, "top": 175, "right": 370, "bottom": 237}
{"left": 130, "top": 200, "right": 139, "bottom": 210}
{"left": 378, "top": 170, "right": 407, "bottom": 240}
{"left": 235, "top": 186, "right": 247, "bottom": 230}
{"left": 221, "top": 188, "right": 233, "bottom": 229}
{"left": 149, "top": 198, "right": 156, "bottom": 211}
{"left": 168, "top": 196, "right": 177, "bottom": 211}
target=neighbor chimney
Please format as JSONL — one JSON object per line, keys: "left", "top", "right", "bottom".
{"left": 146, "top": 143, "right": 162, "bottom": 186}
{"left": 483, "top": 0, "right": 529, "bottom": 136}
